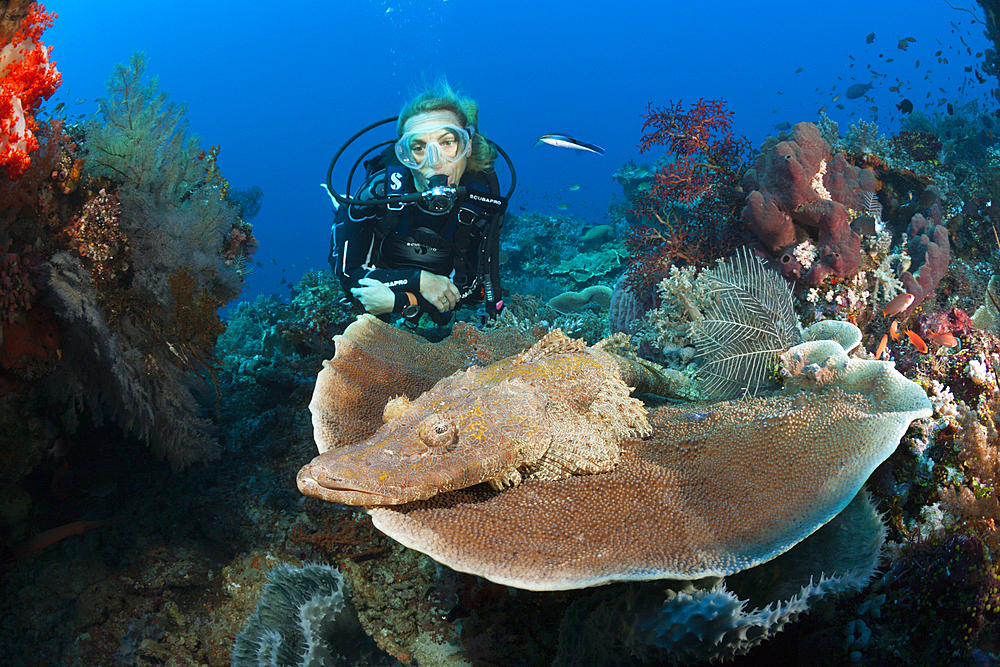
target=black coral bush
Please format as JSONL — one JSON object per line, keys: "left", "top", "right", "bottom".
{"left": 37, "top": 52, "right": 259, "bottom": 468}
{"left": 84, "top": 52, "right": 203, "bottom": 205}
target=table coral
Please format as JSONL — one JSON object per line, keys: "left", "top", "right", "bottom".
{"left": 554, "top": 490, "right": 885, "bottom": 665}
{"left": 551, "top": 244, "right": 627, "bottom": 282}
{"left": 302, "top": 318, "right": 930, "bottom": 595}
{"left": 546, "top": 285, "right": 613, "bottom": 314}
{"left": 742, "top": 122, "right": 878, "bottom": 285}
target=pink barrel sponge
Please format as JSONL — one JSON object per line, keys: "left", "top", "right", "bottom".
{"left": 742, "top": 122, "right": 877, "bottom": 285}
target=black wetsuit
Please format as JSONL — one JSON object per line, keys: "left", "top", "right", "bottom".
{"left": 329, "top": 168, "right": 494, "bottom": 320}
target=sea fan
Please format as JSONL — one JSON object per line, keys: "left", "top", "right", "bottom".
{"left": 692, "top": 247, "right": 801, "bottom": 399}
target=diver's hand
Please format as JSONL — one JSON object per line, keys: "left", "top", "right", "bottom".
{"left": 351, "top": 277, "right": 395, "bottom": 315}
{"left": 420, "top": 271, "right": 461, "bottom": 313}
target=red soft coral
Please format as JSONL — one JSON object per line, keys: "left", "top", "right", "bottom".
{"left": 0, "top": 3, "right": 61, "bottom": 180}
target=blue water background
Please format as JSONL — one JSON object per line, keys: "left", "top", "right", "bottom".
{"left": 43, "top": 0, "right": 996, "bottom": 304}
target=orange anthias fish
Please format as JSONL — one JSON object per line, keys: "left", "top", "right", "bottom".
{"left": 889, "top": 320, "right": 900, "bottom": 340}
{"left": 930, "top": 332, "right": 959, "bottom": 347}
{"left": 875, "top": 334, "right": 889, "bottom": 360}
{"left": 905, "top": 329, "right": 929, "bottom": 353}
{"left": 882, "top": 293, "right": 916, "bottom": 316}
{"left": 8, "top": 518, "right": 119, "bottom": 561}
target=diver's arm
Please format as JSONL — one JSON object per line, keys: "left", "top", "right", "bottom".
{"left": 331, "top": 220, "right": 422, "bottom": 314}
{"left": 330, "top": 172, "right": 421, "bottom": 314}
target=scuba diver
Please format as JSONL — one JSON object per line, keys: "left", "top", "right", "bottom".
{"left": 327, "top": 83, "right": 513, "bottom": 326}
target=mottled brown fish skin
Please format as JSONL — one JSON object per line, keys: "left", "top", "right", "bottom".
{"left": 298, "top": 369, "right": 553, "bottom": 505}
{"left": 298, "top": 331, "right": 649, "bottom": 506}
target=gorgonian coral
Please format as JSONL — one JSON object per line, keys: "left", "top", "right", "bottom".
{"left": 83, "top": 52, "right": 204, "bottom": 206}
{"left": 622, "top": 99, "right": 752, "bottom": 295}
{"left": 635, "top": 98, "right": 751, "bottom": 207}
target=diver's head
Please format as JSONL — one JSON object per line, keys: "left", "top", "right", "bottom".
{"left": 396, "top": 110, "right": 471, "bottom": 191}
{"left": 396, "top": 80, "right": 496, "bottom": 191}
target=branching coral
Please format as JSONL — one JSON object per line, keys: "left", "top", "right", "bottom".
{"left": 0, "top": 2, "right": 61, "bottom": 180}
{"left": 83, "top": 52, "right": 204, "bottom": 207}
{"left": 622, "top": 99, "right": 752, "bottom": 296}
{"left": 843, "top": 118, "right": 890, "bottom": 157}
{"left": 641, "top": 263, "right": 708, "bottom": 351}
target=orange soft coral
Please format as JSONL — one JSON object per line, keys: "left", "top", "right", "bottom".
{"left": 0, "top": 3, "right": 61, "bottom": 180}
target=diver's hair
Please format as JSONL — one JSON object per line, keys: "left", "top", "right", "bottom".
{"left": 398, "top": 80, "right": 496, "bottom": 173}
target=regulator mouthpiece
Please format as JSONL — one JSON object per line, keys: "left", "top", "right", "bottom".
{"left": 422, "top": 174, "right": 458, "bottom": 213}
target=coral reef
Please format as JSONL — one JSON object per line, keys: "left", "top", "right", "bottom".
{"left": 611, "top": 159, "right": 656, "bottom": 202}
{"left": 498, "top": 211, "right": 593, "bottom": 301}
{"left": 6, "top": 20, "right": 1000, "bottom": 667}
{"left": 0, "top": 301, "right": 59, "bottom": 394}
{"left": 893, "top": 129, "right": 943, "bottom": 163}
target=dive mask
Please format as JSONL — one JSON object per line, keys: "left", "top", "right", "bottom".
{"left": 395, "top": 123, "right": 474, "bottom": 169}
